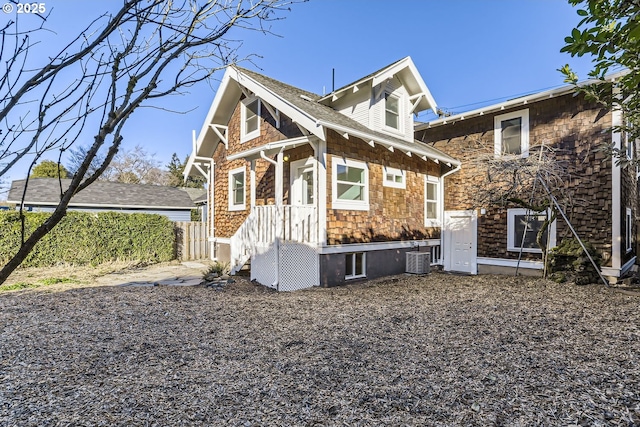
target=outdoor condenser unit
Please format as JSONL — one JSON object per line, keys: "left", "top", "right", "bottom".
{"left": 406, "top": 251, "right": 431, "bottom": 274}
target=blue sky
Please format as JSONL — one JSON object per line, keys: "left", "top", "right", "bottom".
{"left": 1, "top": 0, "right": 594, "bottom": 192}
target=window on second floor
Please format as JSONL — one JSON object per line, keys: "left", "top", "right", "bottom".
{"left": 384, "top": 93, "right": 400, "bottom": 130}
{"left": 494, "top": 109, "right": 529, "bottom": 158}
{"left": 241, "top": 97, "right": 260, "bottom": 142}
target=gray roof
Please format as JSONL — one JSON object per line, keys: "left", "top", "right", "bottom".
{"left": 7, "top": 178, "right": 196, "bottom": 210}
{"left": 238, "top": 67, "right": 458, "bottom": 165}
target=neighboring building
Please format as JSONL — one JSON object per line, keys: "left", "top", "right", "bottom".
{"left": 7, "top": 178, "right": 196, "bottom": 221}
{"left": 186, "top": 57, "right": 461, "bottom": 290}
{"left": 415, "top": 77, "right": 637, "bottom": 280}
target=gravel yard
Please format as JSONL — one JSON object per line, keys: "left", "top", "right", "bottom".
{"left": 1, "top": 272, "right": 640, "bottom": 426}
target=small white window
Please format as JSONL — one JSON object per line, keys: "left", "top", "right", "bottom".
{"left": 228, "top": 167, "right": 246, "bottom": 211}
{"left": 624, "top": 120, "right": 634, "bottom": 160}
{"left": 507, "top": 208, "right": 556, "bottom": 253}
{"left": 332, "top": 156, "right": 369, "bottom": 211}
{"left": 384, "top": 93, "right": 400, "bottom": 130}
{"left": 383, "top": 166, "right": 405, "bottom": 189}
{"left": 241, "top": 97, "right": 260, "bottom": 142}
{"left": 424, "top": 175, "right": 440, "bottom": 226}
{"left": 345, "top": 252, "right": 366, "bottom": 279}
{"left": 626, "top": 207, "right": 633, "bottom": 253}
{"left": 494, "top": 109, "right": 529, "bottom": 158}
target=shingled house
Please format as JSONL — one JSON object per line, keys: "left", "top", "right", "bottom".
{"left": 415, "top": 77, "right": 637, "bottom": 280}
{"left": 7, "top": 178, "right": 196, "bottom": 221}
{"left": 186, "top": 57, "right": 461, "bottom": 290}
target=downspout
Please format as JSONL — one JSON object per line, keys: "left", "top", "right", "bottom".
{"left": 439, "top": 164, "right": 462, "bottom": 266}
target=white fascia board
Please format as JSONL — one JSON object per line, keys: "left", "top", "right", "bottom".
{"left": 419, "top": 73, "right": 628, "bottom": 131}
{"left": 235, "top": 72, "right": 325, "bottom": 141}
{"left": 316, "top": 120, "right": 460, "bottom": 167}
{"left": 226, "top": 136, "right": 313, "bottom": 162}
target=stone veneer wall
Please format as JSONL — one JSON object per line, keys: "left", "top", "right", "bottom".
{"left": 325, "top": 129, "right": 442, "bottom": 245}
{"left": 416, "top": 93, "right": 628, "bottom": 266}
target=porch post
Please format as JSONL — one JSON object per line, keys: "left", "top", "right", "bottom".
{"left": 275, "top": 151, "right": 284, "bottom": 207}
{"left": 250, "top": 160, "right": 256, "bottom": 208}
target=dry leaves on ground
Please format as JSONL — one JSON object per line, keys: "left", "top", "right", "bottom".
{"left": 1, "top": 272, "right": 639, "bottom": 426}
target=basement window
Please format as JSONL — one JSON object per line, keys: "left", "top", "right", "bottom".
{"left": 345, "top": 252, "right": 366, "bottom": 280}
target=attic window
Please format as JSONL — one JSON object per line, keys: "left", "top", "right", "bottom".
{"left": 385, "top": 93, "right": 400, "bottom": 130}
{"left": 241, "top": 97, "right": 260, "bottom": 142}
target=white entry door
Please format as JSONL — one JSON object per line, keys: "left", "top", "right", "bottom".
{"left": 444, "top": 210, "right": 477, "bottom": 274}
{"left": 290, "top": 158, "right": 315, "bottom": 206}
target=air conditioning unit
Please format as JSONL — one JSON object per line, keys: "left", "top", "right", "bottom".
{"left": 406, "top": 251, "right": 431, "bottom": 274}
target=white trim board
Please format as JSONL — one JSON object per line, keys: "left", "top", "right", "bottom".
{"left": 476, "top": 257, "right": 544, "bottom": 270}
{"left": 319, "top": 239, "right": 440, "bottom": 255}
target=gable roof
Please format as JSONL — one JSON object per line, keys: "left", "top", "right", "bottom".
{"left": 187, "top": 60, "right": 459, "bottom": 176}
{"left": 318, "top": 57, "right": 438, "bottom": 113}
{"left": 7, "top": 179, "right": 196, "bottom": 210}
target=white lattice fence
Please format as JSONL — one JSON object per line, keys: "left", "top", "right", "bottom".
{"left": 279, "top": 243, "right": 319, "bottom": 291}
{"left": 251, "top": 243, "right": 278, "bottom": 290}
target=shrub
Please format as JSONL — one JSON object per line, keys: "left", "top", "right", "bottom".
{"left": 0, "top": 211, "right": 175, "bottom": 267}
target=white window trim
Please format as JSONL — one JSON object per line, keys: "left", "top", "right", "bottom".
{"left": 345, "top": 252, "right": 366, "bottom": 280}
{"left": 382, "top": 90, "right": 404, "bottom": 133}
{"left": 228, "top": 166, "right": 246, "bottom": 211}
{"left": 626, "top": 207, "right": 633, "bottom": 253}
{"left": 424, "top": 175, "right": 441, "bottom": 227}
{"left": 332, "top": 156, "right": 369, "bottom": 211}
{"left": 507, "top": 208, "right": 556, "bottom": 253}
{"left": 383, "top": 166, "right": 406, "bottom": 189}
{"left": 494, "top": 109, "right": 529, "bottom": 158}
{"left": 240, "top": 97, "right": 261, "bottom": 143}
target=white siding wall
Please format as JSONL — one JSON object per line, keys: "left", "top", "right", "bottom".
{"left": 334, "top": 88, "right": 371, "bottom": 127}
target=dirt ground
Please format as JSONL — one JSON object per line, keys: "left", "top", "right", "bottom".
{"left": 1, "top": 268, "right": 640, "bottom": 426}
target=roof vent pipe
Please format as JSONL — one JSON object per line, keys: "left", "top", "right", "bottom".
{"left": 332, "top": 68, "right": 335, "bottom": 93}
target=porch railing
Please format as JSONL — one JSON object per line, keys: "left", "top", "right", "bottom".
{"left": 230, "top": 205, "right": 318, "bottom": 274}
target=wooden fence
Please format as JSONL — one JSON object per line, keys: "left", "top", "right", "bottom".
{"left": 175, "top": 221, "right": 209, "bottom": 260}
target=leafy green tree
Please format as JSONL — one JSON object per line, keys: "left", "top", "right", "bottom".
{"left": 30, "top": 160, "right": 69, "bottom": 179}
{"left": 560, "top": 0, "right": 640, "bottom": 163}
{"left": 167, "top": 153, "right": 205, "bottom": 188}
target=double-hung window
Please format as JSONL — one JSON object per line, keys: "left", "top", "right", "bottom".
{"left": 241, "top": 97, "right": 260, "bottom": 142}
{"left": 425, "top": 175, "right": 440, "bottom": 226}
{"left": 494, "top": 109, "right": 529, "bottom": 158}
{"left": 384, "top": 93, "right": 400, "bottom": 131}
{"left": 228, "top": 167, "right": 246, "bottom": 211}
{"left": 332, "top": 157, "right": 369, "bottom": 210}
{"left": 345, "top": 252, "right": 366, "bottom": 279}
{"left": 507, "top": 208, "right": 556, "bottom": 253}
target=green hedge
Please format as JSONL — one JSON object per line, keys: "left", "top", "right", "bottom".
{"left": 0, "top": 211, "right": 175, "bottom": 267}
